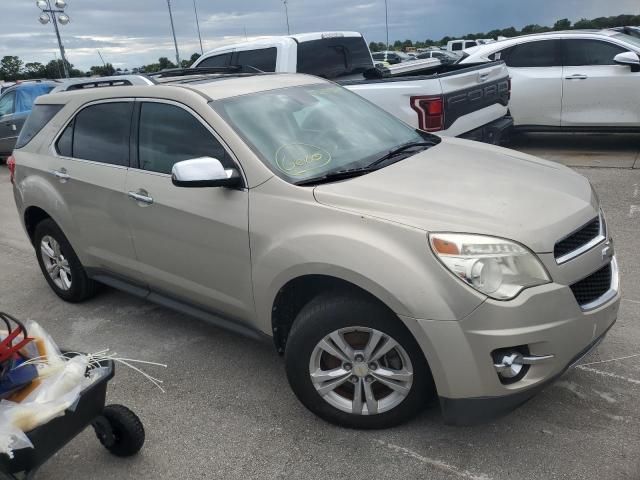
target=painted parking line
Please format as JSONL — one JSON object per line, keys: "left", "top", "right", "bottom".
{"left": 374, "top": 440, "right": 492, "bottom": 480}
{"left": 577, "top": 366, "right": 640, "bottom": 386}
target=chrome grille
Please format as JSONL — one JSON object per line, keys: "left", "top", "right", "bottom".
{"left": 554, "top": 216, "right": 601, "bottom": 263}
{"left": 570, "top": 263, "right": 612, "bottom": 307}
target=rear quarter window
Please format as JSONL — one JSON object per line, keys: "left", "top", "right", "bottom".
{"left": 14, "top": 104, "right": 63, "bottom": 149}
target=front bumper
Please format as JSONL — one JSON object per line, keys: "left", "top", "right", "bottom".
{"left": 406, "top": 256, "right": 620, "bottom": 425}
{"left": 439, "top": 322, "right": 614, "bottom": 425}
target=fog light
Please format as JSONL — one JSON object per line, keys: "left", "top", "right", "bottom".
{"left": 493, "top": 349, "right": 555, "bottom": 384}
{"left": 494, "top": 352, "right": 525, "bottom": 379}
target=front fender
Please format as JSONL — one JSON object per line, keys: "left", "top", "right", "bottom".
{"left": 250, "top": 181, "right": 485, "bottom": 333}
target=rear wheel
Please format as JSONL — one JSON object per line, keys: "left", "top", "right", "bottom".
{"left": 34, "top": 218, "right": 97, "bottom": 302}
{"left": 285, "top": 294, "right": 434, "bottom": 429}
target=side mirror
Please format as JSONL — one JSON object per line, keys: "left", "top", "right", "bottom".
{"left": 614, "top": 51, "right": 640, "bottom": 72}
{"left": 171, "top": 157, "right": 241, "bottom": 188}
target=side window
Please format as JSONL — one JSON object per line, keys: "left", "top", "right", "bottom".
{"left": 138, "top": 102, "right": 231, "bottom": 175}
{"left": 451, "top": 43, "right": 462, "bottom": 51}
{"left": 465, "top": 41, "right": 477, "bottom": 48}
{"left": 504, "top": 40, "right": 561, "bottom": 67}
{"left": 198, "top": 53, "right": 231, "bottom": 68}
{"left": 0, "top": 91, "right": 16, "bottom": 117}
{"left": 56, "top": 120, "right": 73, "bottom": 157}
{"left": 234, "top": 48, "right": 277, "bottom": 72}
{"left": 488, "top": 49, "right": 507, "bottom": 61}
{"left": 72, "top": 102, "right": 133, "bottom": 166}
{"left": 563, "top": 39, "right": 626, "bottom": 66}
{"left": 15, "top": 104, "right": 63, "bottom": 149}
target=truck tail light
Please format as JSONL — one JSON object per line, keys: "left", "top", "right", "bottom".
{"left": 410, "top": 96, "right": 444, "bottom": 132}
{"left": 7, "top": 155, "right": 16, "bottom": 184}
{"left": 507, "top": 77, "right": 512, "bottom": 99}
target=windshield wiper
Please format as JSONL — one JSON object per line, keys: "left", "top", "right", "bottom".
{"left": 367, "top": 141, "right": 435, "bottom": 169}
{"left": 295, "top": 167, "right": 375, "bottom": 186}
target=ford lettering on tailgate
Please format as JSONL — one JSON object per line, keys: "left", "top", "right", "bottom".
{"left": 443, "top": 78, "right": 510, "bottom": 129}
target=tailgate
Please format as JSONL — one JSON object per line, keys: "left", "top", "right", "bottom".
{"left": 438, "top": 62, "right": 510, "bottom": 136}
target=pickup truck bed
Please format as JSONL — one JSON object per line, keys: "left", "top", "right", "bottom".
{"left": 339, "top": 61, "right": 511, "bottom": 139}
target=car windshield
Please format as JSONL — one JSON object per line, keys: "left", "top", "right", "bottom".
{"left": 612, "top": 33, "right": 640, "bottom": 49}
{"left": 213, "top": 84, "right": 435, "bottom": 184}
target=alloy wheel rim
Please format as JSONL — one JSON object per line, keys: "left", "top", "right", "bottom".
{"left": 309, "top": 327, "right": 413, "bottom": 415}
{"left": 40, "top": 235, "right": 72, "bottom": 291}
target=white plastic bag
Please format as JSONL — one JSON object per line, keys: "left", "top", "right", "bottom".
{"left": 0, "top": 409, "right": 33, "bottom": 459}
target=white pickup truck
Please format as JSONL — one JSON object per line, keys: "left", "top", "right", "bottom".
{"left": 192, "top": 32, "right": 513, "bottom": 143}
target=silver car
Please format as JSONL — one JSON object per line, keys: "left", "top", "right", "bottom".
{"left": 10, "top": 72, "right": 620, "bottom": 428}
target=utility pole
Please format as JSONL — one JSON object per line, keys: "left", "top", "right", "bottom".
{"left": 283, "top": 0, "right": 290, "bottom": 35}
{"left": 166, "top": 0, "right": 181, "bottom": 66}
{"left": 384, "top": 0, "right": 389, "bottom": 50}
{"left": 192, "top": 0, "right": 204, "bottom": 55}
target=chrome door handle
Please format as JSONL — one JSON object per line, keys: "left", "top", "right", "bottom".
{"left": 51, "top": 168, "right": 70, "bottom": 181}
{"left": 128, "top": 190, "right": 154, "bottom": 205}
{"left": 565, "top": 74, "right": 587, "bottom": 80}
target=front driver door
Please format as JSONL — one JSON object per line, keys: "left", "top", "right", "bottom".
{"left": 561, "top": 39, "right": 639, "bottom": 127}
{"left": 124, "top": 100, "right": 254, "bottom": 324}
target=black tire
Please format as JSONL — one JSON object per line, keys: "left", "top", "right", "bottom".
{"left": 33, "top": 218, "right": 98, "bottom": 303}
{"left": 285, "top": 293, "right": 435, "bottom": 429}
{"left": 95, "top": 404, "right": 145, "bottom": 457}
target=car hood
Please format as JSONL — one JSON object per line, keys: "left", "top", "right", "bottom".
{"left": 313, "top": 137, "right": 597, "bottom": 253}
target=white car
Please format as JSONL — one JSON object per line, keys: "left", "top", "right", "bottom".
{"left": 460, "top": 30, "right": 640, "bottom": 130}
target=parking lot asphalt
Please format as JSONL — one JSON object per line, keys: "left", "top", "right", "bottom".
{"left": 1, "top": 134, "right": 640, "bottom": 480}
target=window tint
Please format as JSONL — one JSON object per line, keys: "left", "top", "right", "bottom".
{"left": 56, "top": 120, "right": 73, "bottom": 157}
{"left": 198, "top": 53, "right": 231, "bottom": 68}
{"left": 15, "top": 104, "right": 63, "bottom": 149}
{"left": 0, "top": 91, "right": 15, "bottom": 116}
{"left": 234, "top": 48, "right": 277, "bottom": 72}
{"left": 138, "top": 102, "right": 231, "bottom": 175}
{"left": 297, "top": 37, "right": 373, "bottom": 79}
{"left": 465, "top": 41, "right": 477, "bottom": 48}
{"left": 504, "top": 40, "right": 561, "bottom": 67}
{"left": 451, "top": 43, "right": 462, "bottom": 51}
{"left": 563, "top": 39, "right": 626, "bottom": 66}
{"left": 73, "top": 102, "right": 132, "bottom": 165}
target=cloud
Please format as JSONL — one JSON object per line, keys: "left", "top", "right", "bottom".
{"left": 1, "top": 0, "right": 638, "bottom": 71}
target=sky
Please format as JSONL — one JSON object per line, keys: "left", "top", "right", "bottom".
{"left": 1, "top": 0, "right": 639, "bottom": 71}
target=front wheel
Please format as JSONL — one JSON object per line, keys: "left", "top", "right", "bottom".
{"left": 285, "top": 294, "right": 435, "bottom": 429}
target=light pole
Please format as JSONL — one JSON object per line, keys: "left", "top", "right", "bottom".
{"left": 192, "top": 0, "right": 204, "bottom": 55}
{"left": 36, "top": 0, "right": 71, "bottom": 78}
{"left": 166, "top": 0, "right": 181, "bottom": 66}
{"left": 283, "top": 0, "right": 290, "bottom": 35}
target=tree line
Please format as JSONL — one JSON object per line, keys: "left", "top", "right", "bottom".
{"left": 369, "top": 13, "right": 640, "bottom": 51}
{"left": 0, "top": 53, "right": 202, "bottom": 82}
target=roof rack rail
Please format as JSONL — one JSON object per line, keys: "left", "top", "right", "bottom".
{"left": 64, "top": 77, "right": 154, "bottom": 91}
{"left": 147, "top": 65, "right": 265, "bottom": 78}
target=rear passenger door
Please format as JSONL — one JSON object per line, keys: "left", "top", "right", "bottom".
{"left": 124, "top": 100, "right": 253, "bottom": 323}
{"left": 498, "top": 40, "right": 563, "bottom": 126}
{"left": 561, "top": 39, "right": 638, "bottom": 127}
{"left": 52, "top": 100, "right": 138, "bottom": 276}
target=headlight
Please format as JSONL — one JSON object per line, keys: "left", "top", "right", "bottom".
{"left": 429, "top": 233, "right": 551, "bottom": 300}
